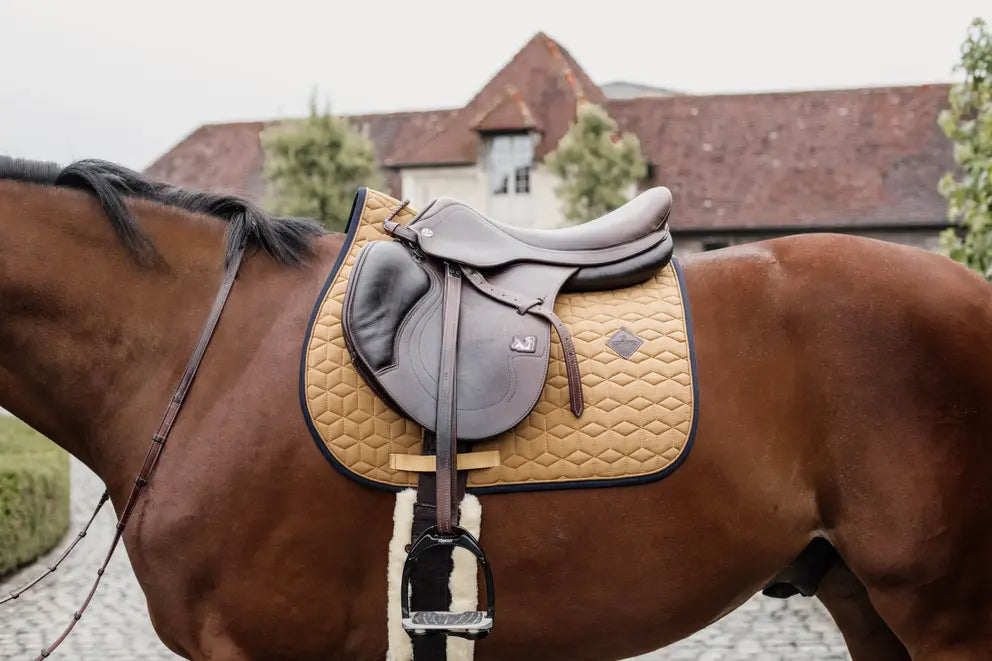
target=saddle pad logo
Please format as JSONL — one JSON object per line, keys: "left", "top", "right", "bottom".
{"left": 510, "top": 335, "right": 537, "bottom": 353}
{"left": 606, "top": 328, "right": 644, "bottom": 359}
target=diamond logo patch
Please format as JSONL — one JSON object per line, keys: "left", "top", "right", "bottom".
{"left": 606, "top": 328, "right": 644, "bottom": 359}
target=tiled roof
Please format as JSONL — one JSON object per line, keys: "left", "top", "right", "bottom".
{"left": 606, "top": 84, "right": 953, "bottom": 230}
{"left": 145, "top": 121, "right": 267, "bottom": 198}
{"left": 348, "top": 108, "right": 457, "bottom": 193}
{"left": 385, "top": 32, "right": 604, "bottom": 166}
{"left": 471, "top": 86, "right": 540, "bottom": 133}
{"left": 144, "top": 109, "right": 457, "bottom": 200}
{"left": 144, "top": 32, "right": 954, "bottom": 231}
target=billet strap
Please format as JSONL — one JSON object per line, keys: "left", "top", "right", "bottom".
{"left": 390, "top": 450, "right": 501, "bottom": 472}
{"left": 29, "top": 240, "right": 247, "bottom": 661}
{"left": 460, "top": 266, "right": 584, "bottom": 417}
{"left": 435, "top": 263, "right": 462, "bottom": 535}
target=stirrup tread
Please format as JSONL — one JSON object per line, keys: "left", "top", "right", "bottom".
{"left": 402, "top": 610, "right": 493, "bottom": 636}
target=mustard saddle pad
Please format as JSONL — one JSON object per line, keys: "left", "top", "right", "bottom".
{"left": 300, "top": 188, "right": 698, "bottom": 493}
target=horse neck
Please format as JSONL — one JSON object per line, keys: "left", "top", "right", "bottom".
{"left": 0, "top": 181, "right": 228, "bottom": 489}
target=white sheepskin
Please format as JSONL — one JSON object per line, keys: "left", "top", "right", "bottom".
{"left": 386, "top": 489, "right": 418, "bottom": 661}
{"left": 386, "top": 489, "right": 483, "bottom": 661}
{"left": 447, "top": 494, "right": 482, "bottom": 661}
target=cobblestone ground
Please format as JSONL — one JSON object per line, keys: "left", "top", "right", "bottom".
{"left": 1, "top": 459, "right": 850, "bottom": 660}
{"left": 0, "top": 459, "right": 178, "bottom": 660}
{"left": 633, "top": 598, "right": 850, "bottom": 661}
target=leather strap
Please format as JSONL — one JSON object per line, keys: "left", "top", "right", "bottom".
{"left": 384, "top": 220, "right": 421, "bottom": 245}
{"left": 30, "top": 240, "right": 248, "bottom": 661}
{"left": 460, "top": 266, "right": 584, "bottom": 417}
{"left": 435, "top": 263, "right": 462, "bottom": 534}
{"left": 410, "top": 434, "right": 469, "bottom": 661}
{"left": 411, "top": 470, "right": 450, "bottom": 661}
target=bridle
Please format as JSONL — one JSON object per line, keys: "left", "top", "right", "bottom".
{"left": 1, "top": 240, "right": 247, "bottom": 659}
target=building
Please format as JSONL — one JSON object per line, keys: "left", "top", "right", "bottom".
{"left": 146, "top": 32, "right": 955, "bottom": 253}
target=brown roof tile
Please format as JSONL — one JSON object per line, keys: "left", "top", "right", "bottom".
{"left": 143, "top": 109, "right": 457, "bottom": 200}
{"left": 385, "top": 32, "right": 604, "bottom": 166}
{"left": 145, "top": 122, "right": 267, "bottom": 198}
{"left": 472, "top": 86, "right": 540, "bottom": 132}
{"left": 606, "top": 84, "right": 953, "bottom": 230}
{"left": 345, "top": 108, "right": 457, "bottom": 193}
{"left": 144, "top": 34, "right": 954, "bottom": 232}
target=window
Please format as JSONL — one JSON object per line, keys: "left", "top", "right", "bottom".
{"left": 514, "top": 166, "right": 530, "bottom": 194}
{"left": 486, "top": 133, "right": 535, "bottom": 226}
{"left": 486, "top": 134, "right": 534, "bottom": 197}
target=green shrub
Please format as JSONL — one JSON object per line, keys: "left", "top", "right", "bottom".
{"left": 0, "top": 416, "right": 70, "bottom": 576}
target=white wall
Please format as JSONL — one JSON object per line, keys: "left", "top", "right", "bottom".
{"left": 398, "top": 163, "right": 641, "bottom": 231}
{"left": 399, "top": 166, "right": 487, "bottom": 212}
{"left": 400, "top": 163, "right": 568, "bottom": 229}
{"left": 529, "top": 165, "right": 566, "bottom": 229}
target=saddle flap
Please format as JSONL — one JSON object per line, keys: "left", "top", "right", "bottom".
{"left": 343, "top": 240, "right": 573, "bottom": 440}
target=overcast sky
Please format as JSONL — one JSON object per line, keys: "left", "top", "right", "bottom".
{"left": 1, "top": 1, "right": 987, "bottom": 171}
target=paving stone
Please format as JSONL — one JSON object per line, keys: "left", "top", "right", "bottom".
{"left": 1, "top": 459, "right": 851, "bottom": 660}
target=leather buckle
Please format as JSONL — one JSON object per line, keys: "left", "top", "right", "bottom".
{"left": 384, "top": 220, "right": 421, "bottom": 246}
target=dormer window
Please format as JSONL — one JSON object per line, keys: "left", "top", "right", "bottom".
{"left": 484, "top": 133, "right": 535, "bottom": 225}
{"left": 493, "top": 164, "right": 530, "bottom": 195}
{"left": 488, "top": 134, "right": 533, "bottom": 194}
{"left": 515, "top": 166, "right": 531, "bottom": 194}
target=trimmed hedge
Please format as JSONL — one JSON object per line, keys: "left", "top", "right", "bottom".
{"left": 0, "top": 416, "right": 70, "bottom": 576}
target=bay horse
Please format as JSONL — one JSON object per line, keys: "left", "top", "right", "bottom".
{"left": 0, "top": 156, "right": 990, "bottom": 661}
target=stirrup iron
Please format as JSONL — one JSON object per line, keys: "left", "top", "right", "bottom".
{"left": 400, "top": 526, "right": 495, "bottom": 640}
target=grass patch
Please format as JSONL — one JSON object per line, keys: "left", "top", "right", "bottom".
{"left": 0, "top": 416, "right": 70, "bottom": 576}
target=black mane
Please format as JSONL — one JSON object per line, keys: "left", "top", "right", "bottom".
{"left": 0, "top": 156, "right": 326, "bottom": 267}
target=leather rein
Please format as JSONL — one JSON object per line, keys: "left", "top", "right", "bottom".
{"left": 1, "top": 240, "right": 247, "bottom": 660}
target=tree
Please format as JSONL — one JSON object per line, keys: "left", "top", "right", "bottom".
{"left": 261, "top": 97, "right": 383, "bottom": 232}
{"left": 939, "top": 18, "right": 992, "bottom": 278}
{"left": 544, "top": 103, "right": 647, "bottom": 225}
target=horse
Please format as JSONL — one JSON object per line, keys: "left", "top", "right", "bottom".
{"left": 0, "top": 155, "right": 989, "bottom": 661}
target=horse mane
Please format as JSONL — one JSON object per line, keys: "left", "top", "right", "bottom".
{"left": 0, "top": 156, "right": 327, "bottom": 267}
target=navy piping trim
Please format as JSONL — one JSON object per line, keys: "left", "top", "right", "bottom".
{"left": 466, "top": 256, "right": 698, "bottom": 494}
{"left": 298, "top": 189, "right": 407, "bottom": 492}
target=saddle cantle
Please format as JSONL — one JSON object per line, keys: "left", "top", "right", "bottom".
{"left": 341, "top": 189, "right": 674, "bottom": 642}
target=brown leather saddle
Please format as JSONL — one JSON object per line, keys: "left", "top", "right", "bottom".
{"left": 341, "top": 188, "right": 674, "bottom": 640}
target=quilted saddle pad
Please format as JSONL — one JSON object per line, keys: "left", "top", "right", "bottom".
{"left": 300, "top": 189, "right": 698, "bottom": 493}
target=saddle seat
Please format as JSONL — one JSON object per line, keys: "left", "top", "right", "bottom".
{"left": 486, "top": 186, "right": 672, "bottom": 251}
{"left": 388, "top": 187, "right": 672, "bottom": 276}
